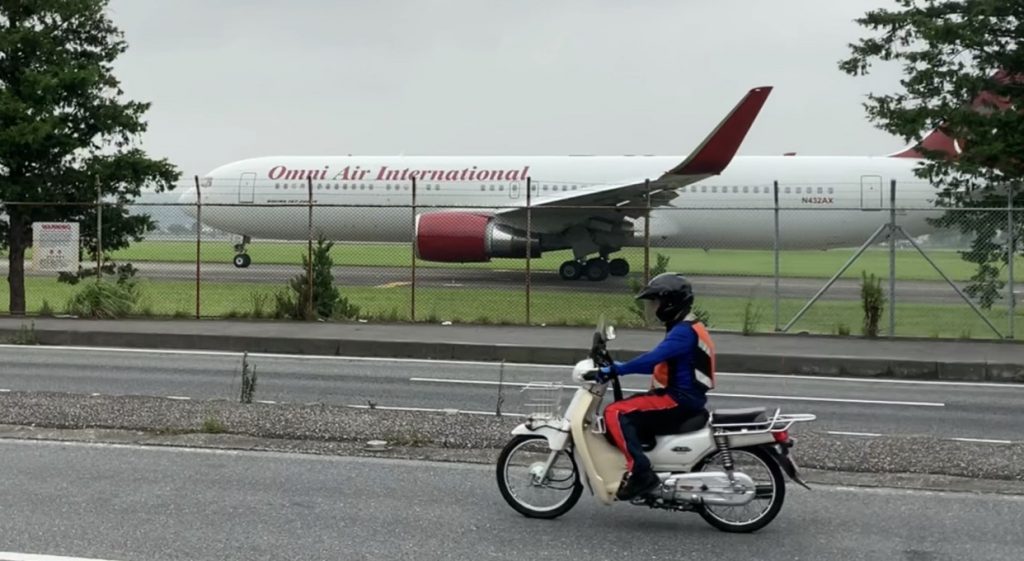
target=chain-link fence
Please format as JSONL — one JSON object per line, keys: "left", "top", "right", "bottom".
{"left": 1, "top": 176, "right": 1020, "bottom": 340}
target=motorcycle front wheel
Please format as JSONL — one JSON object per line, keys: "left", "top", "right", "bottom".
{"left": 496, "top": 435, "right": 582, "bottom": 519}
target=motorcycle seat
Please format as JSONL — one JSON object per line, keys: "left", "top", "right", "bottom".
{"left": 712, "top": 407, "right": 769, "bottom": 425}
{"left": 667, "top": 409, "right": 711, "bottom": 435}
{"left": 639, "top": 409, "right": 710, "bottom": 451}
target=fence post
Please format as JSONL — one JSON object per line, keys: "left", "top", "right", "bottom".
{"left": 307, "top": 176, "right": 314, "bottom": 320}
{"left": 888, "top": 179, "right": 897, "bottom": 339}
{"left": 1009, "top": 183, "right": 1017, "bottom": 339}
{"left": 194, "top": 175, "right": 202, "bottom": 319}
{"left": 411, "top": 176, "right": 417, "bottom": 322}
{"left": 96, "top": 177, "right": 102, "bottom": 282}
{"left": 526, "top": 176, "right": 532, "bottom": 325}
{"left": 773, "top": 180, "right": 780, "bottom": 331}
{"left": 644, "top": 179, "right": 651, "bottom": 284}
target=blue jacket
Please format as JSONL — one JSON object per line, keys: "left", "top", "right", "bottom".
{"left": 613, "top": 321, "right": 708, "bottom": 410}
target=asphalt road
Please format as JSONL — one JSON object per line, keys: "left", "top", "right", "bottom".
{"left": 0, "top": 441, "right": 1021, "bottom": 561}
{"left": 11, "top": 260, "right": 1004, "bottom": 304}
{"left": 1, "top": 344, "right": 1021, "bottom": 442}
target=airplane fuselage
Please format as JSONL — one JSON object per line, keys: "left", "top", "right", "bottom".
{"left": 186, "top": 154, "right": 940, "bottom": 251}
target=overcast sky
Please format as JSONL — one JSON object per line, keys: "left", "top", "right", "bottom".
{"left": 106, "top": 0, "right": 908, "bottom": 179}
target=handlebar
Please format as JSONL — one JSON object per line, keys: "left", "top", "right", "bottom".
{"left": 590, "top": 333, "right": 614, "bottom": 368}
{"left": 584, "top": 334, "right": 624, "bottom": 401}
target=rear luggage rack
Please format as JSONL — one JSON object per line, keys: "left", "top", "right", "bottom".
{"left": 711, "top": 408, "right": 816, "bottom": 436}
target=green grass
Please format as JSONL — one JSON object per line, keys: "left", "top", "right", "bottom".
{"left": 3, "top": 277, "right": 1020, "bottom": 340}
{"left": 18, "top": 240, "right": 1021, "bottom": 283}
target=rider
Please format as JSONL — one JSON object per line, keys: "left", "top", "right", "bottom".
{"left": 593, "top": 272, "right": 716, "bottom": 501}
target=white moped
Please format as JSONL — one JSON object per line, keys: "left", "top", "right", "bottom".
{"left": 496, "top": 320, "right": 816, "bottom": 532}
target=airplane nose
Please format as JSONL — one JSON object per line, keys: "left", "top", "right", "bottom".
{"left": 178, "top": 186, "right": 197, "bottom": 204}
{"left": 178, "top": 186, "right": 198, "bottom": 218}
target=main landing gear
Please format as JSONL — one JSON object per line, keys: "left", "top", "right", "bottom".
{"left": 558, "top": 257, "right": 630, "bottom": 281}
{"left": 233, "top": 235, "right": 252, "bottom": 268}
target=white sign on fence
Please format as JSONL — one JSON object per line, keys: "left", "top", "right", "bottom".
{"left": 32, "top": 222, "right": 80, "bottom": 272}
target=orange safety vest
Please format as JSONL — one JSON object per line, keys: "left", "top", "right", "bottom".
{"left": 650, "top": 319, "right": 716, "bottom": 391}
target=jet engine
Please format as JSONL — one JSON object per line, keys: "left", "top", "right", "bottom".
{"left": 415, "top": 212, "right": 539, "bottom": 262}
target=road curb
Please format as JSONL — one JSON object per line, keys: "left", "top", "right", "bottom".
{"left": 2, "top": 323, "right": 1022, "bottom": 383}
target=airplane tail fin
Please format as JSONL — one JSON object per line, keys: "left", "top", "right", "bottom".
{"left": 888, "top": 69, "right": 1018, "bottom": 160}
{"left": 888, "top": 125, "right": 961, "bottom": 159}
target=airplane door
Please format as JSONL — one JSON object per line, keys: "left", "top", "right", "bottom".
{"left": 509, "top": 182, "right": 520, "bottom": 200}
{"left": 238, "top": 172, "right": 256, "bottom": 204}
{"left": 860, "top": 175, "right": 882, "bottom": 210}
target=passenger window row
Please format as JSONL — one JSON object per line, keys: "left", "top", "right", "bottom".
{"left": 690, "top": 185, "right": 836, "bottom": 195}
{"left": 270, "top": 182, "right": 591, "bottom": 193}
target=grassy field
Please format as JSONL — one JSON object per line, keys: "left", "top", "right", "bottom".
{"left": 17, "top": 240, "right": 1018, "bottom": 283}
{"left": 2, "top": 277, "right": 1019, "bottom": 340}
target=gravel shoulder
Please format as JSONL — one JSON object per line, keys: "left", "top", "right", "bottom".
{"left": 1, "top": 390, "right": 1021, "bottom": 495}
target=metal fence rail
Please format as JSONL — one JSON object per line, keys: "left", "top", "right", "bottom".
{"left": 0, "top": 176, "right": 1019, "bottom": 340}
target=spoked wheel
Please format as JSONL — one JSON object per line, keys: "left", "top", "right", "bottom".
{"left": 496, "top": 435, "right": 582, "bottom": 519}
{"left": 693, "top": 446, "right": 786, "bottom": 533}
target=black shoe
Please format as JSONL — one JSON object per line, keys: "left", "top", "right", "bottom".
{"left": 616, "top": 470, "right": 660, "bottom": 501}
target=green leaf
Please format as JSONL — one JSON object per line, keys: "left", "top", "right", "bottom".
{"left": 840, "top": 0, "right": 1024, "bottom": 309}
{"left": 1, "top": 0, "right": 181, "bottom": 314}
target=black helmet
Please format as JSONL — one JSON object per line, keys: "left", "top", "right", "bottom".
{"left": 635, "top": 272, "right": 695, "bottom": 324}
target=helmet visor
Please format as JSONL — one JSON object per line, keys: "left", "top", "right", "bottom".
{"left": 643, "top": 299, "right": 661, "bottom": 326}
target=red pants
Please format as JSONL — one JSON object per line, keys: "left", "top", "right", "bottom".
{"left": 604, "top": 392, "right": 689, "bottom": 474}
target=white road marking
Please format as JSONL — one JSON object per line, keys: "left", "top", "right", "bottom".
{"left": 0, "top": 344, "right": 566, "bottom": 368}
{"left": 950, "top": 437, "right": 1013, "bottom": 445}
{"left": 720, "top": 372, "right": 1024, "bottom": 389}
{"left": 408, "top": 377, "right": 946, "bottom": 407}
{"left": 410, "top": 377, "right": 553, "bottom": 388}
{"left": 256, "top": 400, "right": 277, "bottom": 405}
{"left": 0, "top": 389, "right": 10, "bottom": 393}
{"left": 165, "top": 396, "right": 191, "bottom": 401}
{"left": 346, "top": 404, "right": 525, "bottom": 417}
{"left": 827, "top": 431, "right": 882, "bottom": 437}
{"left": 712, "top": 392, "right": 945, "bottom": 407}
{"left": 0, "top": 553, "right": 126, "bottom": 561}
{"left": 0, "top": 343, "right": 1017, "bottom": 389}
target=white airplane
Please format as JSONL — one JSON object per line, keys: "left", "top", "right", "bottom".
{"left": 182, "top": 85, "right": 953, "bottom": 281}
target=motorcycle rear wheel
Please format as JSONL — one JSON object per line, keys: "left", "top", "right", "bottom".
{"left": 693, "top": 446, "right": 786, "bottom": 533}
{"left": 496, "top": 435, "right": 583, "bottom": 519}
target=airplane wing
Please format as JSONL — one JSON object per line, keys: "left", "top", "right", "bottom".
{"left": 494, "top": 86, "right": 772, "bottom": 228}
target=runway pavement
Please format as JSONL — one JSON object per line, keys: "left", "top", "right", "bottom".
{"left": 0, "top": 441, "right": 1021, "bottom": 561}
{"left": 10, "top": 260, "right": 1008, "bottom": 304}
{"left": 1, "top": 344, "right": 1020, "bottom": 442}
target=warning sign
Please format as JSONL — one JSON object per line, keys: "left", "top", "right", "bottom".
{"left": 32, "top": 222, "right": 80, "bottom": 272}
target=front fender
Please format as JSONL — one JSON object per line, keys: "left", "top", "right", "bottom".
{"left": 512, "top": 422, "right": 572, "bottom": 451}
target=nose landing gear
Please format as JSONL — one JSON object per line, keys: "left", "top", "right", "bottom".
{"left": 233, "top": 235, "right": 252, "bottom": 268}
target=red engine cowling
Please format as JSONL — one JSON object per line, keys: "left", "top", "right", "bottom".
{"left": 415, "top": 212, "right": 539, "bottom": 262}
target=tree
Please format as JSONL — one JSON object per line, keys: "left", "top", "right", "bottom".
{"left": 0, "top": 0, "right": 179, "bottom": 315}
{"left": 839, "top": 0, "right": 1024, "bottom": 309}
{"left": 274, "top": 235, "right": 360, "bottom": 320}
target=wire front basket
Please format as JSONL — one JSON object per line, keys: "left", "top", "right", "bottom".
{"left": 519, "top": 382, "right": 566, "bottom": 421}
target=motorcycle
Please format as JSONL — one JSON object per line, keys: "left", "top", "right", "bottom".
{"left": 496, "top": 318, "right": 816, "bottom": 533}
